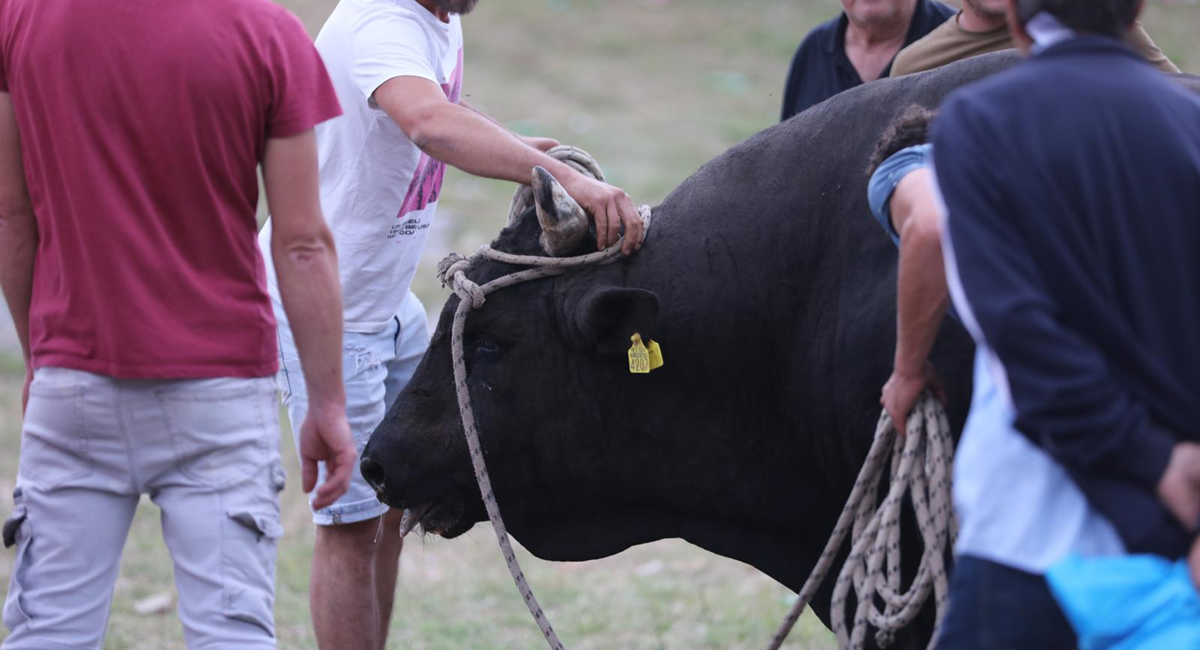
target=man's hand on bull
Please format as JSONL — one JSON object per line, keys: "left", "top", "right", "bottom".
{"left": 559, "top": 171, "right": 644, "bottom": 255}
{"left": 1157, "top": 442, "right": 1200, "bottom": 588}
{"left": 881, "top": 361, "right": 947, "bottom": 436}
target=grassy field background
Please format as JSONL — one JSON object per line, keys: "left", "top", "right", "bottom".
{"left": 0, "top": 0, "right": 1197, "bottom": 648}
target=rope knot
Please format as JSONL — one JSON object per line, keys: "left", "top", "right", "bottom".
{"left": 437, "top": 252, "right": 486, "bottom": 309}
{"left": 437, "top": 253, "right": 471, "bottom": 287}
{"left": 459, "top": 280, "right": 486, "bottom": 309}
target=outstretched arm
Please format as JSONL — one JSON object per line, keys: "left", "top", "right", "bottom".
{"left": 461, "top": 101, "right": 559, "bottom": 152}
{"left": 374, "top": 77, "right": 643, "bottom": 254}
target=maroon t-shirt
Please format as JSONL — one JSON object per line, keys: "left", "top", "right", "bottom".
{"left": 0, "top": 0, "right": 342, "bottom": 379}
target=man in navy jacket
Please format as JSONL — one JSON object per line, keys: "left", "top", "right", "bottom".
{"left": 933, "top": 0, "right": 1200, "bottom": 646}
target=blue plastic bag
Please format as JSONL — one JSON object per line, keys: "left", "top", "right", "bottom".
{"left": 1045, "top": 553, "right": 1200, "bottom": 650}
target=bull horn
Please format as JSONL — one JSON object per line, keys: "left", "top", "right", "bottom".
{"left": 532, "top": 166, "right": 589, "bottom": 256}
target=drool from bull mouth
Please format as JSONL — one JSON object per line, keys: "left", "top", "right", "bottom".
{"left": 391, "top": 499, "right": 470, "bottom": 537}
{"left": 398, "top": 505, "right": 430, "bottom": 537}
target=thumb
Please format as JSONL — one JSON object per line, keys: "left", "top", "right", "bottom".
{"left": 313, "top": 445, "right": 356, "bottom": 510}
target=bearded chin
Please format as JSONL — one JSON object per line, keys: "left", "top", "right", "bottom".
{"left": 437, "top": 0, "right": 479, "bottom": 15}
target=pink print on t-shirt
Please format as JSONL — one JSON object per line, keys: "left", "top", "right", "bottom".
{"left": 396, "top": 47, "right": 464, "bottom": 223}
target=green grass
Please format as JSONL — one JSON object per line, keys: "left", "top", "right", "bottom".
{"left": 2, "top": 0, "right": 1198, "bottom": 648}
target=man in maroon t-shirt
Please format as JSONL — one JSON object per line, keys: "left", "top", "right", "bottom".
{"left": 0, "top": 1, "right": 356, "bottom": 648}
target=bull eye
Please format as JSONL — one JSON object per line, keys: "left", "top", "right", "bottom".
{"left": 475, "top": 338, "right": 502, "bottom": 356}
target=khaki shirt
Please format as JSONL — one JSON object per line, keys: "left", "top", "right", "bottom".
{"left": 891, "top": 14, "right": 1179, "bottom": 77}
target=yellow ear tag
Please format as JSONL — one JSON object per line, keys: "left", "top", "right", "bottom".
{"left": 628, "top": 334, "right": 651, "bottom": 374}
{"left": 647, "top": 340, "right": 664, "bottom": 371}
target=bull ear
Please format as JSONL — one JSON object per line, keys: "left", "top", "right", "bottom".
{"left": 533, "top": 166, "right": 590, "bottom": 256}
{"left": 573, "top": 286, "right": 660, "bottom": 355}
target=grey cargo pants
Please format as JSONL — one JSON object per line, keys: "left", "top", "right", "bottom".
{"left": 2, "top": 367, "right": 284, "bottom": 650}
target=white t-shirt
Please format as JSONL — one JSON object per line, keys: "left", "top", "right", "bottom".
{"left": 260, "top": 0, "right": 464, "bottom": 332}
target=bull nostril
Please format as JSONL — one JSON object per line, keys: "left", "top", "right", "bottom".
{"left": 360, "top": 456, "right": 387, "bottom": 490}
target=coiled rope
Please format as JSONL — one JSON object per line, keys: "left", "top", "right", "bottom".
{"left": 765, "top": 394, "right": 957, "bottom": 650}
{"left": 436, "top": 146, "right": 955, "bottom": 650}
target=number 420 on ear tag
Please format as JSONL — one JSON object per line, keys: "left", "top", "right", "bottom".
{"left": 629, "top": 334, "right": 650, "bottom": 374}
{"left": 629, "top": 334, "right": 665, "bottom": 374}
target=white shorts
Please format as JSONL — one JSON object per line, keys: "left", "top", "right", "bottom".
{"left": 274, "top": 291, "right": 429, "bottom": 525}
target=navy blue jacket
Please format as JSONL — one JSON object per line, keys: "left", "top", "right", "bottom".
{"left": 934, "top": 37, "right": 1200, "bottom": 558}
{"left": 780, "top": 0, "right": 954, "bottom": 121}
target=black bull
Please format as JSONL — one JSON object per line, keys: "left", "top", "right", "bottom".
{"left": 362, "top": 52, "right": 1200, "bottom": 646}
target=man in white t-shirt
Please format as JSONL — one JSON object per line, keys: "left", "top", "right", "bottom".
{"left": 257, "top": 0, "right": 645, "bottom": 647}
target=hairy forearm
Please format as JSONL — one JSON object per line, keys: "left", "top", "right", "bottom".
{"left": 0, "top": 207, "right": 36, "bottom": 362}
{"left": 894, "top": 218, "right": 949, "bottom": 375}
{"left": 272, "top": 230, "right": 346, "bottom": 411}
{"left": 461, "top": 100, "right": 507, "bottom": 130}
{"left": 409, "top": 102, "right": 573, "bottom": 185}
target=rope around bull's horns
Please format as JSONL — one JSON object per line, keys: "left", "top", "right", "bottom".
{"left": 435, "top": 146, "right": 956, "bottom": 650}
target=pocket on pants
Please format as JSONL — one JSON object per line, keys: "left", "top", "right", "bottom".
{"left": 221, "top": 470, "right": 284, "bottom": 635}
{"left": 160, "top": 385, "right": 273, "bottom": 488}
{"left": 3, "top": 505, "right": 33, "bottom": 628}
{"left": 19, "top": 384, "right": 91, "bottom": 490}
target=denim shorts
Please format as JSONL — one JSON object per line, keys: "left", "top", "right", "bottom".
{"left": 274, "top": 291, "right": 429, "bottom": 525}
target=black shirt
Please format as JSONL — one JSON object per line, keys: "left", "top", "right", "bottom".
{"left": 780, "top": 0, "right": 955, "bottom": 121}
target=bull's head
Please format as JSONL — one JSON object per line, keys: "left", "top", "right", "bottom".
{"left": 360, "top": 167, "right": 667, "bottom": 559}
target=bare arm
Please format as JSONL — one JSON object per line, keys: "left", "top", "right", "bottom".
{"left": 881, "top": 170, "right": 949, "bottom": 433}
{"left": 375, "top": 77, "right": 643, "bottom": 253}
{"left": 263, "top": 130, "right": 355, "bottom": 510}
{"left": 893, "top": 171, "right": 950, "bottom": 379}
{"left": 0, "top": 92, "right": 36, "bottom": 412}
{"left": 461, "top": 100, "right": 559, "bottom": 152}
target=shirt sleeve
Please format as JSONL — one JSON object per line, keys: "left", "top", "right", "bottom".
{"left": 350, "top": 10, "right": 439, "bottom": 103}
{"left": 1124, "top": 21, "right": 1180, "bottom": 75}
{"left": 933, "top": 95, "right": 1175, "bottom": 496}
{"left": 265, "top": 10, "right": 343, "bottom": 140}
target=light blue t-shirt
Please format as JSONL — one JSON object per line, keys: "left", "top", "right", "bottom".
{"left": 867, "top": 143, "right": 932, "bottom": 246}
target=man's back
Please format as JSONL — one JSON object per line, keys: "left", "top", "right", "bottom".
{"left": 936, "top": 36, "right": 1200, "bottom": 555}
{"left": 0, "top": 0, "right": 338, "bottom": 378}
